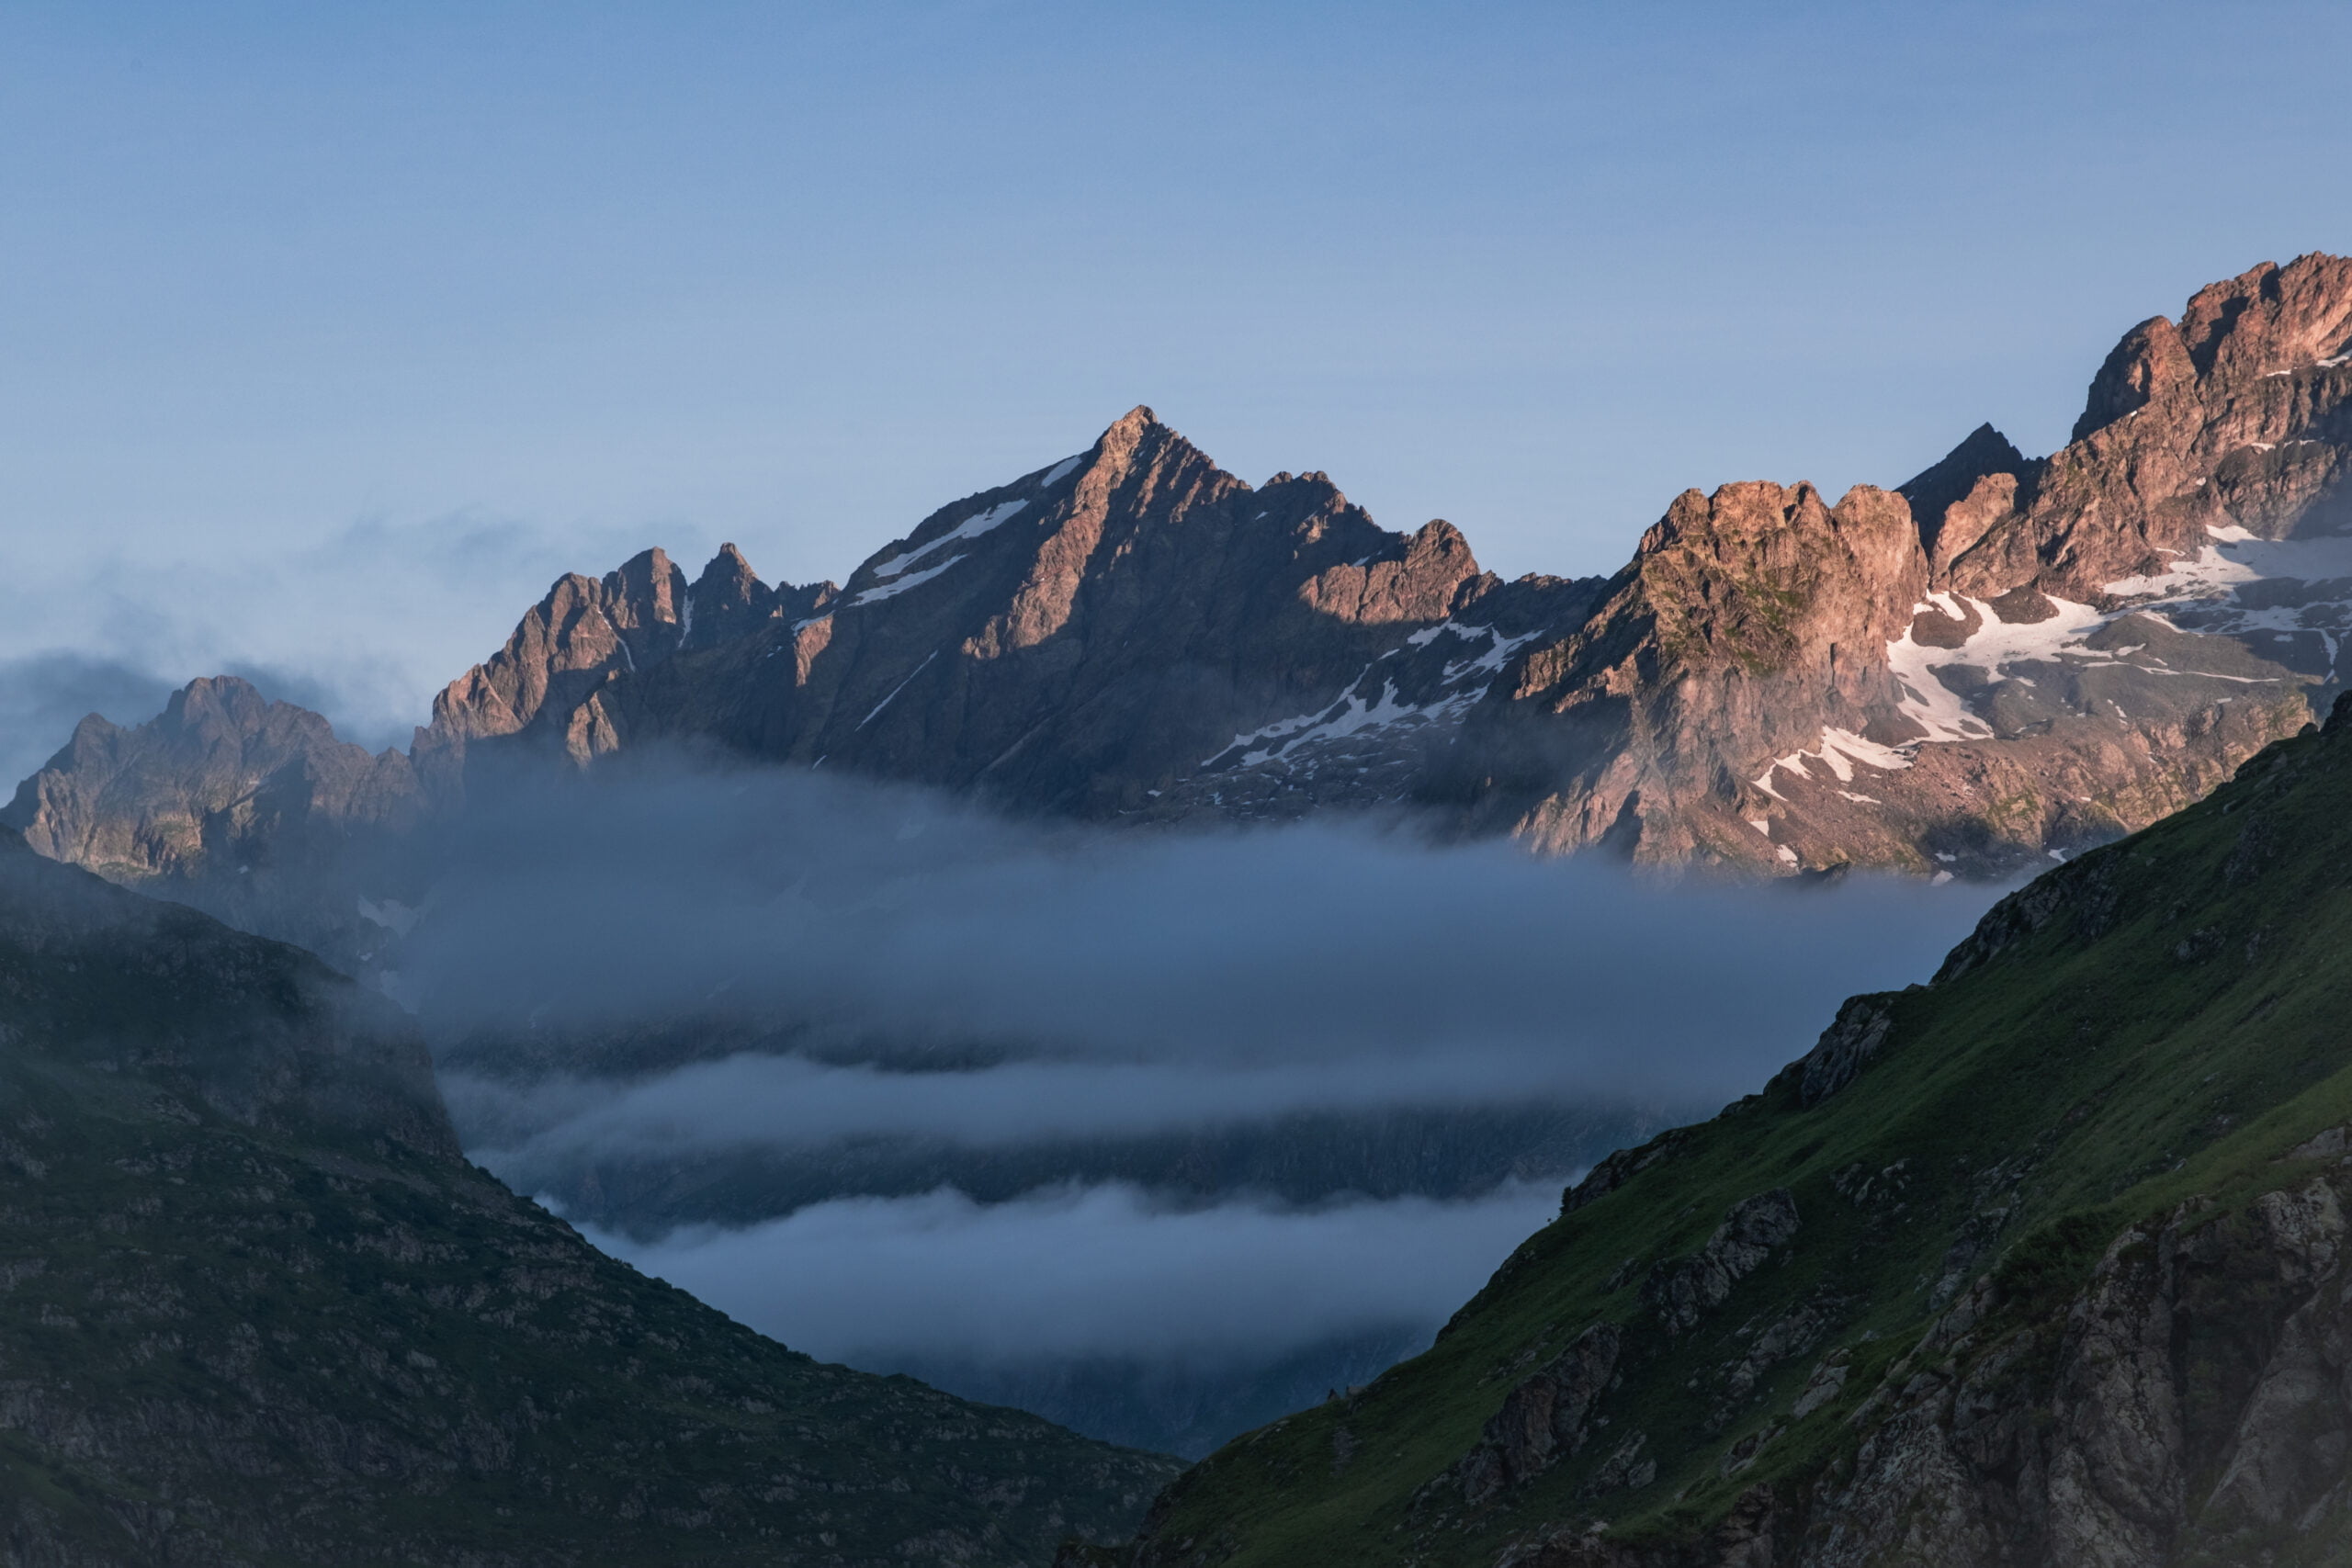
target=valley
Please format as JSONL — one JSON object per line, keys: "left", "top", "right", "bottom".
{"left": 6, "top": 252, "right": 2352, "bottom": 1559}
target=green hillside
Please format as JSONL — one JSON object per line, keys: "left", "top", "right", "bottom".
{"left": 0, "top": 829, "right": 1178, "bottom": 1565}
{"left": 1105, "top": 702, "right": 2352, "bottom": 1566}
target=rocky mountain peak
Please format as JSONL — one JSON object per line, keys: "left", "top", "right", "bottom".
{"left": 685, "top": 542, "right": 763, "bottom": 641}
{"left": 17, "top": 258, "right": 2352, "bottom": 907}
{"left": 2070, "top": 252, "right": 2352, "bottom": 443}
{"left": 423, "top": 547, "right": 690, "bottom": 756}
{"left": 1107, "top": 401, "right": 1159, "bottom": 439}
{"left": 1, "top": 671, "right": 424, "bottom": 973}
{"left": 2071, "top": 313, "right": 2197, "bottom": 442}
{"left": 1898, "top": 423, "right": 2031, "bottom": 562}
{"left": 608, "top": 546, "right": 687, "bottom": 626}
{"left": 684, "top": 541, "right": 832, "bottom": 652}
{"left": 170, "top": 671, "right": 271, "bottom": 726}
{"left": 2177, "top": 251, "right": 2352, "bottom": 377}
{"left": 1939, "top": 250, "right": 2352, "bottom": 610}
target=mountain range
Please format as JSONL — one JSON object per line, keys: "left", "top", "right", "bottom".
{"left": 12, "top": 255, "right": 2352, "bottom": 970}
{"left": 8, "top": 252, "right": 2352, "bottom": 1558}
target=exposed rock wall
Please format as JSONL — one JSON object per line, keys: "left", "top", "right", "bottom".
{"left": 1504, "top": 1176, "right": 2352, "bottom": 1568}
{"left": 15, "top": 256, "right": 2352, "bottom": 912}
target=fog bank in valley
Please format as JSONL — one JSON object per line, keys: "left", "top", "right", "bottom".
{"left": 413, "top": 757, "right": 1998, "bottom": 1118}
{"left": 591, "top": 1180, "right": 1565, "bottom": 1368}
{"left": 394, "top": 756, "right": 2006, "bottom": 1451}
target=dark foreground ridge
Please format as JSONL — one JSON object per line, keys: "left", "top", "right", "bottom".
{"left": 0, "top": 828, "right": 1178, "bottom": 1565}
{"left": 1082, "top": 695, "right": 2352, "bottom": 1565}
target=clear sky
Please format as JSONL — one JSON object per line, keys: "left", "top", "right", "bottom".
{"left": 5, "top": 0, "right": 2351, "bottom": 747}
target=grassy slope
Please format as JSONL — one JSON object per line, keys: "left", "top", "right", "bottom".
{"left": 1125, "top": 713, "right": 2352, "bottom": 1566}
{"left": 0, "top": 837, "right": 1179, "bottom": 1566}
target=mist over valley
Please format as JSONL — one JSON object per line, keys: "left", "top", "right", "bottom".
{"left": 11, "top": 14, "right": 2352, "bottom": 1553}
{"left": 323, "top": 755, "right": 2003, "bottom": 1452}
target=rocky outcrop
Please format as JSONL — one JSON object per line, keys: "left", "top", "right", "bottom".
{"left": 1793, "top": 995, "right": 1899, "bottom": 1106}
{"left": 1452, "top": 1325, "right": 1624, "bottom": 1505}
{"left": 1641, "top": 1190, "right": 1802, "bottom": 1335}
{"left": 1461, "top": 479, "right": 1930, "bottom": 865}
{"left": 1506, "top": 1178, "right": 2352, "bottom": 1568}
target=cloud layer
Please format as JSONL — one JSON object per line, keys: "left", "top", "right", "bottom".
{"left": 414, "top": 761, "right": 1992, "bottom": 1068}
{"left": 406, "top": 759, "right": 2005, "bottom": 1454}
{"left": 585, "top": 1179, "right": 1565, "bottom": 1368}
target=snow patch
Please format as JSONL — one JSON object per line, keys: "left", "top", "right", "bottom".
{"left": 851, "top": 556, "right": 966, "bottom": 606}
{"left": 1038, "top": 455, "right": 1083, "bottom": 488}
{"left": 1884, "top": 592, "right": 2113, "bottom": 742}
{"left": 1757, "top": 726, "right": 1917, "bottom": 795}
{"left": 1208, "top": 667, "right": 1480, "bottom": 769}
{"left": 866, "top": 499, "right": 1031, "bottom": 582}
{"left": 856, "top": 651, "right": 938, "bottom": 730}
{"left": 1442, "top": 626, "right": 1543, "bottom": 679}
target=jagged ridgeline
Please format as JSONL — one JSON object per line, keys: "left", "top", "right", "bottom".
{"left": 16, "top": 254, "right": 2352, "bottom": 976}
{"left": 1082, "top": 700, "right": 2352, "bottom": 1567}
{"left": 0, "top": 829, "right": 1177, "bottom": 1565}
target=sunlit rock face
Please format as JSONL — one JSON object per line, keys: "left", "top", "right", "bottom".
{"left": 15, "top": 255, "right": 2352, "bottom": 904}
{"left": 1449, "top": 254, "right": 2352, "bottom": 877}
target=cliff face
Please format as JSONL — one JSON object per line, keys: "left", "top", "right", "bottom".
{"left": 0, "top": 829, "right": 1178, "bottom": 1564}
{"left": 1959, "top": 253, "right": 2352, "bottom": 599}
{"left": 1445, "top": 254, "right": 2352, "bottom": 876}
{"left": 1087, "top": 699, "right": 2352, "bottom": 1568}
{"left": 13, "top": 255, "right": 2352, "bottom": 915}
{"left": 584, "top": 406, "right": 1601, "bottom": 820}
{"left": 1460, "top": 479, "right": 1933, "bottom": 864}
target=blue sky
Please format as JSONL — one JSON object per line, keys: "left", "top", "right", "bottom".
{"left": 4, "top": 1, "right": 2350, "bottom": 743}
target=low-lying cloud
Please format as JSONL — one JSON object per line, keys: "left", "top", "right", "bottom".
{"left": 410, "top": 761, "right": 1995, "bottom": 1077}
{"left": 453, "top": 1050, "right": 1677, "bottom": 1164}
{"left": 584, "top": 1179, "right": 1564, "bottom": 1368}
{"left": 414, "top": 761, "right": 2003, "bottom": 1176}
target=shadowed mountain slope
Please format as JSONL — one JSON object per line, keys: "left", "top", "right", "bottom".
{"left": 0, "top": 828, "right": 1177, "bottom": 1565}
{"left": 1082, "top": 696, "right": 2352, "bottom": 1567}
